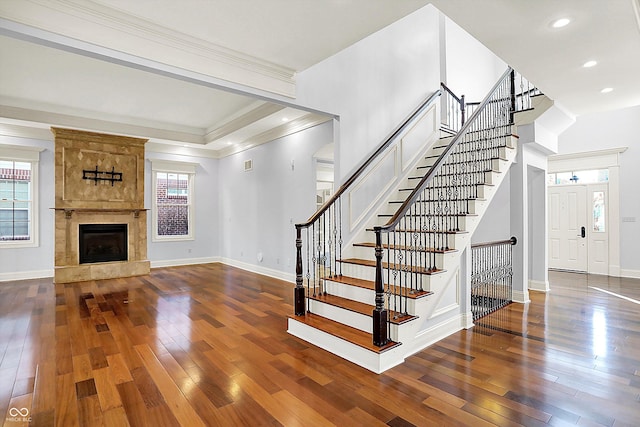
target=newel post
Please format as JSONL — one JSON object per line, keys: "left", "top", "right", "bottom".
{"left": 509, "top": 69, "right": 516, "bottom": 124}
{"left": 372, "top": 227, "right": 388, "bottom": 346}
{"left": 294, "top": 226, "right": 305, "bottom": 316}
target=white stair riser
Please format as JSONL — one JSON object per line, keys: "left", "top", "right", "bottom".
{"left": 338, "top": 262, "right": 449, "bottom": 289}
{"left": 322, "top": 278, "right": 420, "bottom": 315}
{"left": 287, "top": 318, "right": 408, "bottom": 373}
{"left": 348, "top": 247, "right": 459, "bottom": 271}
{"left": 307, "top": 298, "right": 419, "bottom": 343}
{"left": 380, "top": 198, "right": 485, "bottom": 216}
{"left": 308, "top": 298, "right": 372, "bottom": 333}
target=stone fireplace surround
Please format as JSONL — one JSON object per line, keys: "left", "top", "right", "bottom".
{"left": 53, "top": 128, "right": 150, "bottom": 283}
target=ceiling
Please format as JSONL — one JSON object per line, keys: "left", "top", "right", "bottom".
{"left": 1, "top": 0, "right": 639, "bottom": 156}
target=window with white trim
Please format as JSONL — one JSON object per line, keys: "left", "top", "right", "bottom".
{"left": 151, "top": 159, "right": 197, "bottom": 241}
{"left": 0, "top": 144, "right": 42, "bottom": 247}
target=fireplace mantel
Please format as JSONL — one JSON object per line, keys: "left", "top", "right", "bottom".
{"left": 52, "top": 208, "right": 149, "bottom": 219}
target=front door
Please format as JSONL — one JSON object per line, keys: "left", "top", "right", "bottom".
{"left": 548, "top": 185, "right": 588, "bottom": 271}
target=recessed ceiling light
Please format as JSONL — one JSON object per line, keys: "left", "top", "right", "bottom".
{"left": 551, "top": 18, "right": 571, "bottom": 28}
{"left": 226, "top": 141, "right": 233, "bottom": 145}
{"left": 282, "top": 117, "right": 289, "bottom": 122}
{"left": 583, "top": 60, "right": 597, "bottom": 68}
{"left": 601, "top": 87, "right": 613, "bottom": 93}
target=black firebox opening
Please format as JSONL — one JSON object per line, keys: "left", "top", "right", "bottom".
{"left": 79, "top": 224, "right": 128, "bottom": 264}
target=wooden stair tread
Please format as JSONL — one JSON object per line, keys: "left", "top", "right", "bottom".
{"left": 377, "top": 212, "right": 477, "bottom": 218}
{"left": 308, "top": 293, "right": 417, "bottom": 325}
{"left": 353, "top": 242, "right": 457, "bottom": 254}
{"left": 366, "top": 228, "right": 468, "bottom": 235}
{"left": 324, "top": 275, "right": 432, "bottom": 300}
{"left": 389, "top": 198, "right": 486, "bottom": 204}
{"left": 338, "top": 258, "right": 445, "bottom": 275}
{"left": 399, "top": 183, "right": 494, "bottom": 191}
{"left": 289, "top": 313, "right": 401, "bottom": 353}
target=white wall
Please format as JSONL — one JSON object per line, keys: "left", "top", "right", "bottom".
{"left": 0, "top": 136, "right": 55, "bottom": 280}
{"left": 218, "top": 121, "right": 333, "bottom": 280}
{"left": 558, "top": 105, "right": 640, "bottom": 273}
{"left": 471, "top": 169, "right": 511, "bottom": 244}
{"left": 443, "top": 16, "right": 507, "bottom": 103}
{"left": 144, "top": 152, "right": 219, "bottom": 267}
{"left": 295, "top": 5, "right": 441, "bottom": 183}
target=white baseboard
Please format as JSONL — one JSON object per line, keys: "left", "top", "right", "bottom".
{"left": 528, "top": 279, "right": 550, "bottom": 292}
{"left": 609, "top": 264, "right": 621, "bottom": 277}
{"left": 219, "top": 257, "right": 295, "bottom": 283}
{"left": 620, "top": 269, "right": 640, "bottom": 279}
{"left": 150, "top": 256, "right": 220, "bottom": 268}
{"left": 512, "top": 289, "right": 530, "bottom": 303}
{"left": 0, "top": 269, "right": 54, "bottom": 282}
{"left": 461, "top": 311, "right": 475, "bottom": 329}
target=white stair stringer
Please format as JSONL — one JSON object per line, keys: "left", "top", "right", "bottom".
{"left": 287, "top": 318, "right": 406, "bottom": 374}
{"left": 288, "top": 133, "right": 518, "bottom": 373}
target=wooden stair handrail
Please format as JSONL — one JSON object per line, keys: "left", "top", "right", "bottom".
{"left": 295, "top": 88, "right": 442, "bottom": 229}
{"left": 471, "top": 236, "right": 518, "bottom": 249}
{"left": 376, "top": 67, "right": 515, "bottom": 233}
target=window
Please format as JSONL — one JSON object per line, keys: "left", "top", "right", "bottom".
{"left": 547, "top": 169, "right": 609, "bottom": 185}
{"left": 150, "top": 159, "right": 197, "bottom": 241}
{"left": 0, "top": 144, "right": 42, "bottom": 247}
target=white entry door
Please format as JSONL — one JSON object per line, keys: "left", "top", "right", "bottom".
{"left": 548, "top": 185, "right": 588, "bottom": 271}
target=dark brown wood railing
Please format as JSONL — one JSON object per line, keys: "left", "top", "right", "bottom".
{"left": 294, "top": 88, "right": 449, "bottom": 315}
{"left": 293, "top": 67, "right": 539, "bottom": 349}
{"left": 372, "top": 68, "right": 537, "bottom": 345}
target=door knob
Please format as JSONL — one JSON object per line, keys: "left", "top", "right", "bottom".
{"left": 579, "top": 226, "right": 586, "bottom": 238}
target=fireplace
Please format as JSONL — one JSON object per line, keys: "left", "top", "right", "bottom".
{"left": 79, "top": 224, "right": 128, "bottom": 264}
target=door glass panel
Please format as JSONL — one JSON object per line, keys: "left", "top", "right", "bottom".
{"left": 593, "top": 191, "right": 605, "bottom": 232}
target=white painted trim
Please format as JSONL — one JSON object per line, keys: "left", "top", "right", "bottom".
{"left": 430, "top": 302, "right": 459, "bottom": 319}
{"left": 400, "top": 104, "right": 437, "bottom": 172}
{"left": 512, "top": 290, "right": 530, "bottom": 303}
{"left": 403, "top": 313, "right": 465, "bottom": 358}
{"left": 548, "top": 147, "right": 627, "bottom": 172}
{"left": 528, "top": 279, "right": 549, "bottom": 292}
{"left": 219, "top": 257, "right": 295, "bottom": 283}
{"left": 150, "top": 256, "right": 219, "bottom": 269}
{"left": 149, "top": 158, "right": 199, "bottom": 173}
{"left": 620, "top": 269, "right": 640, "bottom": 279}
{"left": 146, "top": 142, "right": 220, "bottom": 159}
{"left": 0, "top": 6, "right": 296, "bottom": 97}
{"left": 0, "top": 269, "right": 53, "bottom": 282}
{"left": 0, "top": 142, "right": 45, "bottom": 159}
{"left": 609, "top": 264, "right": 621, "bottom": 277}
{"left": 461, "top": 311, "right": 474, "bottom": 329}
{"left": 349, "top": 146, "right": 398, "bottom": 231}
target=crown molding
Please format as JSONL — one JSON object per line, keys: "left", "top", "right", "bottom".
{"left": 0, "top": 0, "right": 296, "bottom": 97}
{"left": 0, "top": 104, "right": 204, "bottom": 144}
{"left": 218, "top": 114, "right": 332, "bottom": 157}
{"left": 205, "top": 102, "right": 285, "bottom": 143}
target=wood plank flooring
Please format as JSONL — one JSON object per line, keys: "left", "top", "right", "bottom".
{"left": 1, "top": 264, "right": 639, "bottom": 426}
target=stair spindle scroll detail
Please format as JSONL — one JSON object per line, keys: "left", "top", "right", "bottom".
{"left": 293, "top": 89, "right": 445, "bottom": 319}
{"left": 372, "top": 67, "right": 536, "bottom": 346}
{"left": 293, "top": 66, "right": 538, "bottom": 350}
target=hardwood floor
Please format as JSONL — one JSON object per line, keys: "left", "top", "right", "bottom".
{"left": 1, "top": 265, "right": 639, "bottom": 426}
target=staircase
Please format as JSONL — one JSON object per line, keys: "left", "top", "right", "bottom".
{"left": 288, "top": 68, "right": 546, "bottom": 373}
